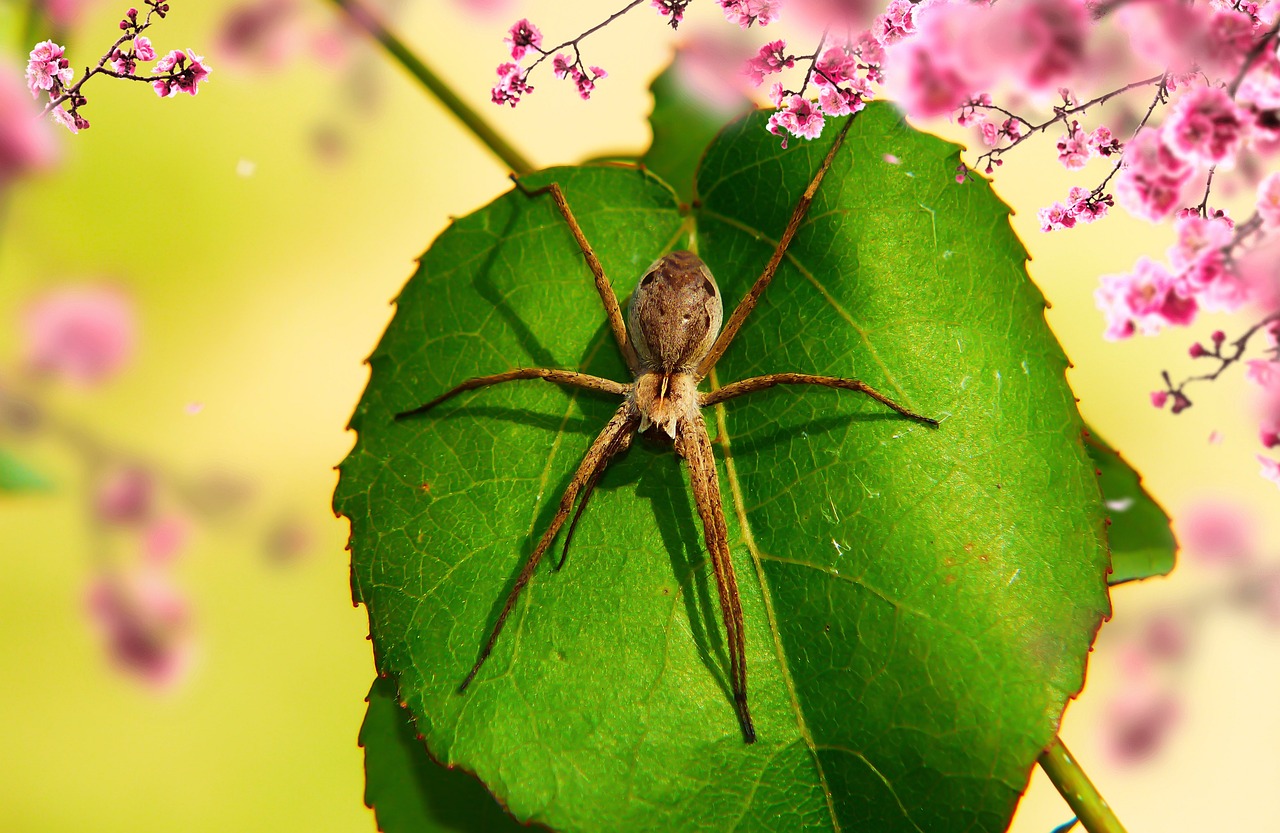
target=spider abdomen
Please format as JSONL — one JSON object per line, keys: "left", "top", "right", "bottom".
{"left": 627, "top": 250, "right": 723, "bottom": 374}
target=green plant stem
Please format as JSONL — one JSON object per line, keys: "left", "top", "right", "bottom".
{"left": 326, "top": 0, "right": 535, "bottom": 175}
{"left": 1038, "top": 735, "right": 1127, "bottom": 833}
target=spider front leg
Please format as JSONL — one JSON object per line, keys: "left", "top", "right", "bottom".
{"left": 458, "top": 403, "right": 639, "bottom": 693}
{"left": 675, "top": 411, "right": 756, "bottom": 744}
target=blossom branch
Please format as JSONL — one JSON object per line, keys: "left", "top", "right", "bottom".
{"left": 1037, "top": 736, "right": 1129, "bottom": 833}
{"left": 1156, "top": 309, "right": 1280, "bottom": 412}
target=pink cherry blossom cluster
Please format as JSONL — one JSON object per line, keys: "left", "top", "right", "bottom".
{"left": 26, "top": 2, "right": 209, "bottom": 134}
{"left": 1102, "top": 502, "right": 1280, "bottom": 763}
{"left": 491, "top": 17, "right": 613, "bottom": 106}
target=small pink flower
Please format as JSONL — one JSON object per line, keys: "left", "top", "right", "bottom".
{"left": 1056, "top": 127, "right": 1090, "bottom": 170}
{"left": 214, "top": 1, "right": 300, "bottom": 69}
{"left": 1095, "top": 257, "right": 1198, "bottom": 339}
{"left": 873, "top": 0, "right": 919, "bottom": 45}
{"left": 1038, "top": 201, "right": 1076, "bottom": 232}
{"left": 1088, "top": 125, "right": 1122, "bottom": 156}
{"left": 504, "top": 18, "right": 541, "bottom": 62}
{"left": 1257, "top": 455, "right": 1280, "bottom": 488}
{"left": 21, "top": 285, "right": 136, "bottom": 386}
{"left": 1170, "top": 212, "right": 1234, "bottom": 270}
{"left": 1176, "top": 250, "right": 1249, "bottom": 314}
{"left": 744, "top": 40, "right": 793, "bottom": 86}
{"left": 1115, "top": 131, "right": 1193, "bottom": 223}
{"left": 818, "top": 80, "right": 869, "bottom": 117}
{"left": 1247, "top": 359, "right": 1279, "bottom": 389}
{"left": 552, "top": 53, "right": 573, "bottom": 79}
{"left": 1181, "top": 502, "right": 1254, "bottom": 565}
{"left": 134, "top": 36, "right": 156, "bottom": 62}
{"left": 153, "top": 49, "right": 212, "bottom": 98}
{"left": 25, "top": 40, "right": 74, "bottom": 98}
{"left": 979, "top": 121, "right": 999, "bottom": 147}
{"left": 1162, "top": 85, "right": 1248, "bottom": 168}
{"left": 717, "top": 0, "right": 781, "bottom": 28}
{"left": 94, "top": 466, "right": 155, "bottom": 525}
{"left": 1150, "top": 390, "right": 1169, "bottom": 408}
{"left": 1104, "top": 685, "right": 1180, "bottom": 764}
{"left": 767, "top": 95, "right": 825, "bottom": 148}
{"left": 144, "top": 515, "right": 190, "bottom": 565}
{"left": 813, "top": 47, "right": 858, "bottom": 87}
{"left": 86, "top": 571, "right": 193, "bottom": 687}
{"left": 491, "top": 62, "right": 532, "bottom": 106}
{"left": 651, "top": 0, "right": 692, "bottom": 28}
{"left": 1256, "top": 172, "right": 1280, "bottom": 229}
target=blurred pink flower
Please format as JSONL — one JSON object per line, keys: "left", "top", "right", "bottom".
{"left": 215, "top": 0, "right": 302, "bottom": 70}
{"left": 1256, "top": 172, "right": 1280, "bottom": 229}
{"left": 1162, "top": 85, "right": 1249, "bottom": 169}
{"left": 1114, "top": 130, "right": 1193, "bottom": 222}
{"left": 1180, "top": 502, "right": 1254, "bottom": 565}
{"left": 86, "top": 571, "right": 192, "bottom": 687}
{"left": 1095, "top": 257, "right": 1197, "bottom": 339}
{"left": 718, "top": 0, "right": 782, "bottom": 28}
{"left": 21, "top": 285, "right": 136, "bottom": 386}
{"left": 1141, "top": 614, "right": 1189, "bottom": 661}
{"left": 39, "top": 0, "right": 100, "bottom": 27}
{"left": 143, "top": 515, "right": 190, "bottom": 565}
{"left": 93, "top": 466, "right": 154, "bottom": 525}
{"left": 0, "top": 61, "right": 57, "bottom": 186}
{"left": 1105, "top": 686, "right": 1180, "bottom": 764}
{"left": 669, "top": 34, "right": 755, "bottom": 113}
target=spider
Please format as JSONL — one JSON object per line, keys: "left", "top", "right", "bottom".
{"left": 396, "top": 117, "right": 938, "bottom": 744}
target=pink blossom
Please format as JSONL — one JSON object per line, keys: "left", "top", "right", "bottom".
{"left": 1088, "top": 125, "right": 1122, "bottom": 157}
{"left": 1141, "top": 615, "right": 1188, "bottom": 662}
{"left": 40, "top": 0, "right": 98, "bottom": 26}
{"left": 1237, "top": 52, "right": 1280, "bottom": 111}
{"left": 1181, "top": 502, "right": 1254, "bottom": 565}
{"left": 717, "top": 0, "right": 782, "bottom": 27}
{"left": 744, "top": 40, "right": 793, "bottom": 86}
{"left": 1177, "top": 250, "right": 1250, "bottom": 313}
{"left": 1056, "top": 126, "right": 1090, "bottom": 170}
{"left": 873, "top": 0, "right": 919, "bottom": 45}
{"left": 21, "top": 285, "right": 136, "bottom": 385}
{"left": 504, "top": 18, "right": 542, "bottom": 62}
{"left": 818, "top": 80, "right": 869, "bottom": 117}
{"left": 86, "top": 571, "right": 192, "bottom": 687}
{"left": 1169, "top": 212, "right": 1234, "bottom": 270}
{"left": 651, "top": 0, "right": 692, "bottom": 28}
{"left": 1247, "top": 359, "right": 1280, "bottom": 389}
{"left": 767, "top": 95, "right": 825, "bottom": 147}
{"left": 25, "top": 40, "right": 74, "bottom": 98}
{"left": 1095, "top": 257, "right": 1198, "bottom": 339}
{"left": 94, "top": 466, "right": 154, "bottom": 525}
{"left": 979, "top": 0, "right": 1088, "bottom": 92}
{"left": 144, "top": 515, "right": 190, "bottom": 565}
{"left": 491, "top": 62, "right": 532, "bottom": 106}
{"left": 48, "top": 106, "right": 87, "bottom": 134}
{"left": 152, "top": 50, "right": 212, "bottom": 98}
{"left": 1038, "top": 201, "right": 1077, "bottom": 232}
{"left": 1162, "top": 85, "right": 1248, "bottom": 168}
{"left": 668, "top": 34, "right": 756, "bottom": 112}
{"left": 1114, "top": 131, "right": 1193, "bottom": 223}
{"left": 882, "top": 1, "right": 983, "bottom": 118}
{"left": 1257, "top": 455, "right": 1280, "bottom": 488}
{"left": 0, "top": 61, "right": 56, "bottom": 185}
{"left": 979, "top": 121, "right": 999, "bottom": 147}
{"left": 1150, "top": 390, "right": 1169, "bottom": 408}
{"left": 1104, "top": 685, "right": 1180, "bottom": 764}
{"left": 214, "top": 1, "right": 300, "bottom": 69}
{"left": 813, "top": 47, "right": 859, "bottom": 87}
{"left": 554, "top": 62, "right": 607, "bottom": 101}
{"left": 1257, "top": 172, "right": 1280, "bottom": 229}
{"left": 134, "top": 36, "right": 156, "bottom": 63}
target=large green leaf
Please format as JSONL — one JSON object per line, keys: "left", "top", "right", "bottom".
{"left": 335, "top": 104, "right": 1110, "bottom": 833}
{"left": 360, "top": 676, "right": 536, "bottom": 832}
{"left": 1084, "top": 429, "right": 1176, "bottom": 585}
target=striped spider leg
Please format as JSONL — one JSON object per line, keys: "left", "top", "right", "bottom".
{"left": 396, "top": 116, "right": 938, "bottom": 744}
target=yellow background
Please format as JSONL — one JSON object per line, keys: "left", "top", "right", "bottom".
{"left": 1, "top": 2, "right": 1277, "bottom": 831}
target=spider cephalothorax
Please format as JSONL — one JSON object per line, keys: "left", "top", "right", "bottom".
{"left": 396, "top": 118, "right": 938, "bottom": 744}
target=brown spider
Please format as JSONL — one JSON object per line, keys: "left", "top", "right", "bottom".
{"left": 396, "top": 118, "right": 938, "bottom": 744}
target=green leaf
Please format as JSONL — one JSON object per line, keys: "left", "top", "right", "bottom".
{"left": 335, "top": 104, "right": 1110, "bottom": 833}
{"left": 640, "top": 58, "right": 749, "bottom": 203}
{"left": 1084, "top": 429, "right": 1176, "bottom": 585}
{"left": 0, "top": 448, "right": 50, "bottom": 491}
{"left": 360, "top": 676, "right": 536, "bottom": 833}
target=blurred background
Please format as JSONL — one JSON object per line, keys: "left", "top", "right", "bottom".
{"left": 0, "top": 1, "right": 1277, "bottom": 831}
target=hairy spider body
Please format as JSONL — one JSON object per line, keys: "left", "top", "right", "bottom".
{"left": 396, "top": 118, "right": 938, "bottom": 744}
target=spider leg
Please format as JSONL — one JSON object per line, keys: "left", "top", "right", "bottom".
{"left": 459, "top": 403, "right": 638, "bottom": 693}
{"left": 511, "top": 176, "right": 642, "bottom": 372}
{"left": 695, "top": 116, "right": 858, "bottom": 380}
{"left": 554, "top": 454, "right": 608, "bottom": 572}
{"left": 675, "top": 411, "right": 756, "bottom": 744}
{"left": 395, "top": 368, "right": 627, "bottom": 420}
{"left": 702, "top": 373, "right": 939, "bottom": 427}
